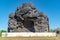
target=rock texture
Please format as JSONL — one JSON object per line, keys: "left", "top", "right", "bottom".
{"left": 8, "top": 3, "right": 49, "bottom": 32}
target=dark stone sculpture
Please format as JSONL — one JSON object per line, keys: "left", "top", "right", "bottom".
{"left": 8, "top": 3, "right": 49, "bottom": 32}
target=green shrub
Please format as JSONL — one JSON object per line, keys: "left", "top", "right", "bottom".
{"left": 0, "top": 30, "right": 6, "bottom": 36}
{"left": 0, "top": 31, "right": 2, "bottom": 36}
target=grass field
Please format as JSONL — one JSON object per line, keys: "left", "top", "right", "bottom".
{"left": 0, "top": 36, "right": 60, "bottom": 40}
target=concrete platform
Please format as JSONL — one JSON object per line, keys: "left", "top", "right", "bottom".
{"left": 2, "top": 32, "right": 56, "bottom": 37}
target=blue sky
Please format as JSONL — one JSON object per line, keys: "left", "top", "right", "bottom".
{"left": 0, "top": 0, "right": 60, "bottom": 31}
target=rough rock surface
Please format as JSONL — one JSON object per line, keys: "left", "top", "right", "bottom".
{"left": 8, "top": 3, "right": 49, "bottom": 32}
